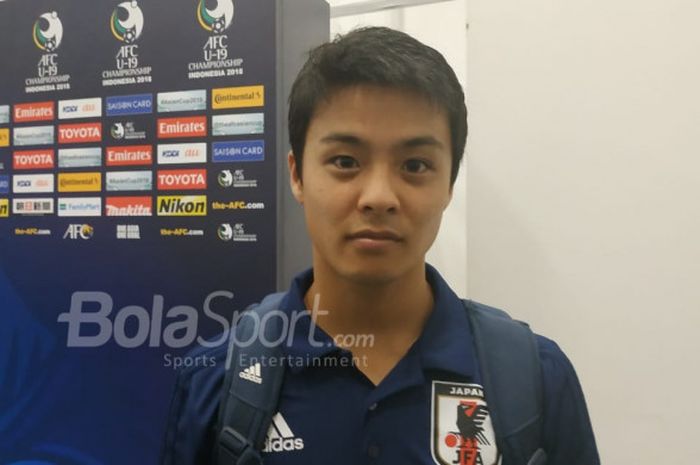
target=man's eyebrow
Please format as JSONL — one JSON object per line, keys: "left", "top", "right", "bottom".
{"left": 400, "top": 136, "right": 445, "bottom": 150}
{"left": 320, "top": 133, "right": 365, "bottom": 145}
{"left": 319, "top": 134, "right": 445, "bottom": 150}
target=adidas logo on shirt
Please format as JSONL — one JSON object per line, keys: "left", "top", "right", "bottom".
{"left": 263, "top": 412, "right": 305, "bottom": 453}
{"left": 238, "top": 362, "right": 263, "bottom": 384}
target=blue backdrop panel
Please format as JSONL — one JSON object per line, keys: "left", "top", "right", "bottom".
{"left": 0, "top": 0, "right": 321, "bottom": 463}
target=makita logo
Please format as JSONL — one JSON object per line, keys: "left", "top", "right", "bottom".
{"left": 157, "top": 196, "right": 207, "bottom": 216}
{"left": 105, "top": 196, "right": 152, "bottom": 217}
{"left": 157, "top": 116, "right": 206, "bottom": 138}
{"left": 106, "top": 145, "right": 152, "bottom": 166}
{"left": 157, "top": 169, "right": 207, "bottom": 190}
{"left": 58, "top": 123, "right": 102, "bottom": 143}
{"left": 263, "top": 413, "right": 305, "bottom": 453}
{"left": 14, "top": 101, "right": 54, "bottom": 123}
{"left": 13, "top": 150, "right": 55, "bottom": 170}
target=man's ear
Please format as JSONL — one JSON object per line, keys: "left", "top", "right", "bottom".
{"left": 288, "top": 151, "right": 303, "bottom": 204}
{"left": 445, "top": 184, "right": 454, "bottom": 211}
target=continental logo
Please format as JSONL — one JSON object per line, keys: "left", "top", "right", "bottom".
{"left": 58, "top": 172, "right": 102, "bottom": 193}
{"left": 0, "top": 128, "right": 10, "bottom": 147}
{"left": 157, "top": 116, "right": 206, "bottom": 138}
{"left": 13, "top": 149, "right": 55, "bottom": 170}
{"left": 211, "top": 86, "right": 264, "bottom": 110}
{"left": 157, "top": 195, "right": 207, "bottom": 216}
{"left": 0, "top": 199, "right": 8, "bottom": 218}
{"left": 14, "top": 101, "right": 55, "bottom": 123}
{"left": 211, "top": 201, "right": 265, "bottom": 211}
{"left": 58, "top": 122, "right": 102, "bottom": 144}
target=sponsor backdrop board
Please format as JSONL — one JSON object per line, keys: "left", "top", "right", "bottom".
{"left": 0, "top": 0, "right": 327, "bottom": 464}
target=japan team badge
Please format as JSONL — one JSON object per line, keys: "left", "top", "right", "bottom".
{"left": 431, "top": 381, "right": 501, "bottom": 465}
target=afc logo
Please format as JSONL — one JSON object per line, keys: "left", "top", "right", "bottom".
{"left": 63, "top": 224, "right": 94, "bottom": 240}
{"left": 116, "top": 45, "right": 139, "bottom": 70}
{"left": 203, "top": 35, "right": 228, "bottom": 62}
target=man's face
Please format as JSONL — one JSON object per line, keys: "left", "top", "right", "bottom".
{"left": 289, "top": 85, "right": 453, "bottom": 284}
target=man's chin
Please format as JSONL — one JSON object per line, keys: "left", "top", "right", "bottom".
{"left": 339, "top": 262, "right": 413, "bottom": 287}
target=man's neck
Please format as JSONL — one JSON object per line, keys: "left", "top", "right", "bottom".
{"left": 303, "top": 261, "right": 435, "bottom": 379}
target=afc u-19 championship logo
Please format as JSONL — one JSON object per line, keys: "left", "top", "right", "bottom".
{"left": 103, "top": 1, "right": 152, "bottom": 86}
{"left": 188, "top": 0, "right": 242, "bottom": 79}
{"left": 431, "top": 381, "right": 501, "bottom": 465}
{"left": 197, "top": 0, "right": 234, "bottom": 34}
{"left": 33, "top": 11, "right": 63, "bottom": 52}
{"left": 111, "top": 1, "right": 144, "bottom": 44}
{"left": 28, "top": 11, "right": 71, "bottom": 92}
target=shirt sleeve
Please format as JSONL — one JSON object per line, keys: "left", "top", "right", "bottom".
{"left": 536, "top": 335, "right": 601, "bottom": 465}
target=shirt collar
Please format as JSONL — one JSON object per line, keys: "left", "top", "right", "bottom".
{"left": 280, "top": 269, "right": 341, "bottom": 373}
{"left": 280, "top": 265, "right": 477, "bottom": 379}
{"left": 417, "top": 264, "right": 477, "bottom": 378}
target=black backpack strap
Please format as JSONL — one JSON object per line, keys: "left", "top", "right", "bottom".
{"left": 463, "top": 299, "right": 546, "bottom": 465}
{"left": 216, "top": 292, "right": 287, "bottom": 465}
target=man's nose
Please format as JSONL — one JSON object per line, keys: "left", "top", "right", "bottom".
{"left": 356, "top": 165, "right": 400, "bottom": 214}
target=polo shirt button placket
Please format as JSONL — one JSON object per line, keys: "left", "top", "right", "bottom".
{"left": 367, "top": 444, "right": 380, "bottom": 460}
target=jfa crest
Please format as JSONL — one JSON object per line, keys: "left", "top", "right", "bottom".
{"left": 431, "top": 381, "right": 501, "bottom": 465}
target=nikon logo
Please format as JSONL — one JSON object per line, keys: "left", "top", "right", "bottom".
{"left": 157, "top": 195, "right": 207, "bottom": 216}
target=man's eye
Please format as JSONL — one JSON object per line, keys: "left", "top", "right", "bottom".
{"left": 331, "top": 155, "right": 359, "bottom": 169}
{"left": 403, "top": 159, "right": 430, "bottom": 173}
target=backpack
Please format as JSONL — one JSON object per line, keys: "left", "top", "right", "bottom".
{"left": 162, "top": 294, "right": 547, "bottom": 465}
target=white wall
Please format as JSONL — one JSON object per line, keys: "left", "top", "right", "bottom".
{"left": 329, "top": 0, "right": 469, "bottom": 296}
{"left": 466, "top": 1, "right": 700, "bottom": 464}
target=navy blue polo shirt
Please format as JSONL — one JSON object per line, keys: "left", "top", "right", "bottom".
{"left": 258, "top": 265, "right": 600, "bottom": 465}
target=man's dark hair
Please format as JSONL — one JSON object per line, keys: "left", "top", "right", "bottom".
{"left": 288, "top": 26, "right": 468, "bottom": 187}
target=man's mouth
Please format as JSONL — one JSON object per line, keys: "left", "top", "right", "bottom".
{"left": 346, "top": 229, "right": 402, "bottom": 242}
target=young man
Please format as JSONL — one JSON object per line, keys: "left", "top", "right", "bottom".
{"left": 163, "top": 27, "right": 599, "bottom": 465}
